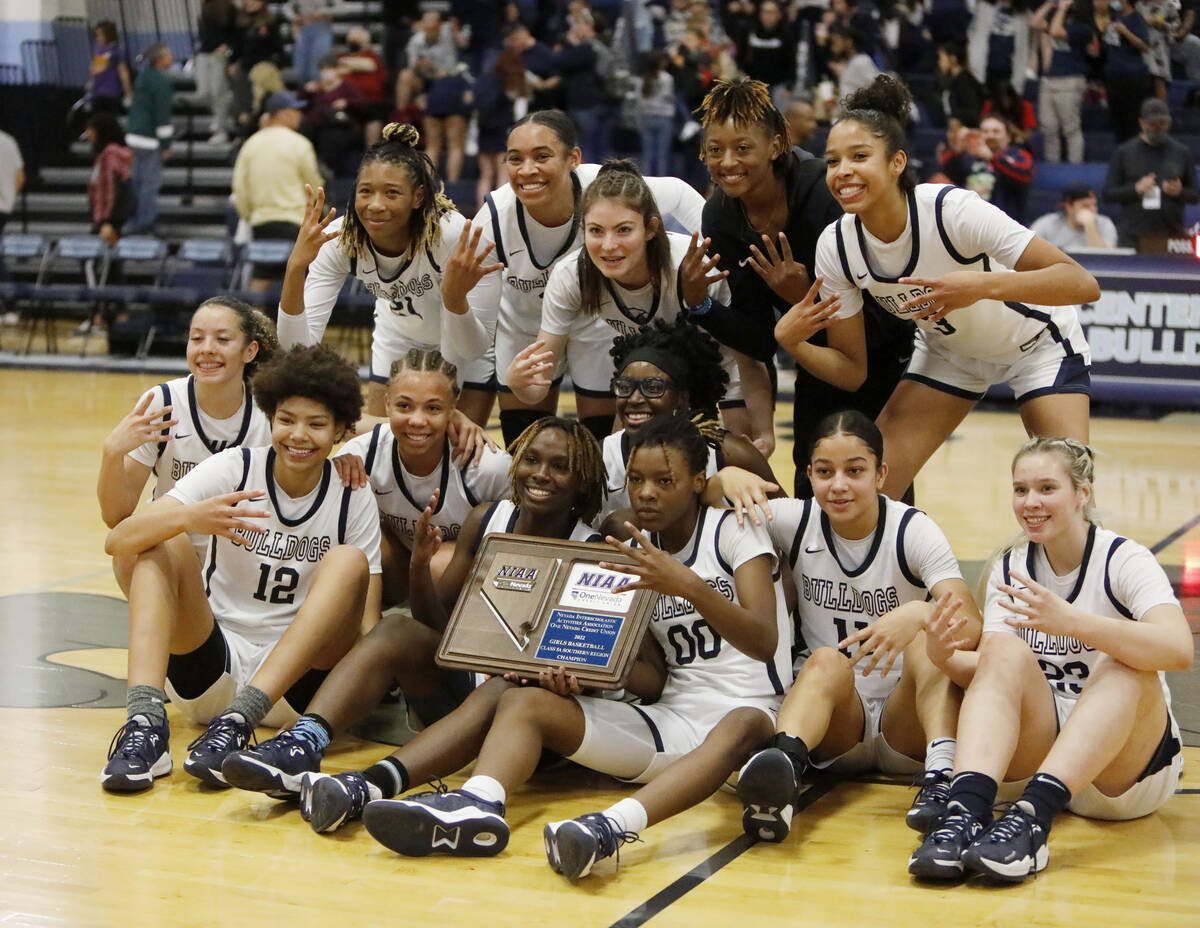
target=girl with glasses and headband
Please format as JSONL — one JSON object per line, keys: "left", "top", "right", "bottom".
{"left": 909, "top": 437, "right": 1190, "bottom": 882}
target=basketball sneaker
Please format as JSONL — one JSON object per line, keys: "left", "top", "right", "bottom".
{"left": 906, "top": 769, "right": 952, "bottom": 834}
{"left": 102, "top": 717, "right": 172, "bottom": 792}
{"left": 183, "top": 713, "right": 255, "bottom": 787}
{"left": 362, "top": 787, "right": 508, "bottom": 857}
{"left": 544, "top": 813, "right": 640, "bottom": 880}
{"left": 303, "top": 771, "right": 381, "bottom": 833}
{"left": 221, "top": 729, "right": 322, "bottom": 798}
{"left": 736, "top": 747, "right": 801, "bottom": 842}
{"left": 907, "top": 807, "right": 987, "bottom": 879}
{"left": 961, "top": 802, "right": 1048, "bottom": 882}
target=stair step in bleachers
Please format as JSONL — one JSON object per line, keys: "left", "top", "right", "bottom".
{"left": 39, "top": 165, "right": 234, "bottom": 194}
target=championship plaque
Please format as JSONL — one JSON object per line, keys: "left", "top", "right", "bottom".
{"left": 436, "top": 534, "right": 657, "bottom": 689}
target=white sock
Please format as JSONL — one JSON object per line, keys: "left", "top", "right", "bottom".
{"left": 602, "top": 797, "right": 648, "bottom": 836}
{"left": 462, "top": 775, "right": 506, "bottom": 806}
{"left": 925, "top": 737, "right": 956, "bottom": 774}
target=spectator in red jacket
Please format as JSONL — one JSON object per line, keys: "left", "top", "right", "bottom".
{"left": 338, "top": 26, "right": 387, "bottom": 147}
{"left": 980, "top": 114, "right": 1035, "bottom": 222}
{"left": 86, "top": 113, "right": 134, "bottom": 244}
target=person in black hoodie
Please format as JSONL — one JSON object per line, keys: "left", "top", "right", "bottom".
{"left": 694, "top": 77, "right": 914, "bottom": 498}
{"left": 734, "top": 1, "right": 798, "bottom": 101}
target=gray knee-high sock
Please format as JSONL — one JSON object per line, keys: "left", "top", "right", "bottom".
{"left": 126, "top": 684, "right": 168, "bottom": 727}
{"left": 226, "top": 685, "right": 273, "bottom": 728}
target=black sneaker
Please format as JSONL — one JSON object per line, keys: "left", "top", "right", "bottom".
{"left": 183, "top": 714, "right": 255, "bottom": 787}
{"left": 303, "top": 771, "right": 381, "bottom": 833}
{"left": 908, "top": 808, "right": 987, "bottom": 879}
{"left": 962, "top": 803, "right": 1048, "bottom": 882}
{"left": 736, "top": 748, "right": 801, "bottom": 842}
{"left": 102, "top": 718, "right": 172, "bottom": 792}
{"left": 906, "top": 769, "right": 952, "bottom": 834}
{"left": 362, "top": 787, "right": 508, "bottom": 857}
{"left": 221, "top": 729, "right": 322, "bottom": 798}
{"left": 544, "top": 813, "right": 640, "bottom": 880}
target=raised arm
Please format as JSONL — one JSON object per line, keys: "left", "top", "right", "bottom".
{"left": 97, "top": 391, "right": 174, "bottom": 527}
{"left": 277, "top": 185, "right": 344, "bottom": 348}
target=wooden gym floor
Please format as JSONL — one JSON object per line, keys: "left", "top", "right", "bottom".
{"left": 0, "top": 358, "right": 1197, "bottom": 927}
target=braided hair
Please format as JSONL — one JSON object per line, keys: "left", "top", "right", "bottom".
{"left": 628, "top": 412, "right": 711, "bottom": 480}
{"left": 506, "top": 416, "right": 606, "bottom": 527}
{"left": 338, "top": 123, "right": 456, "bottom": 260}
{"left": 697, "top": 76, "right": 791, "bottom": 175}
{"left": 389, "top": 347, "right": 461, "bottom": 401}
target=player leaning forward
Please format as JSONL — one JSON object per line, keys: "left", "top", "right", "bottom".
{"left": 101, "top": 345, "right": 382, "bottom": 793}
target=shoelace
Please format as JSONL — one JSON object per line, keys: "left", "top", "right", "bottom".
{"left": 580, "top": 813, "right": 642, "bottom": 871}
{"left": 108, "top": 720, "right": 158, "bottom": 760}
{"left": 187, "top": 716, "right": 254, "bottom": 754}
{"left": 981, "top": 803, "right": 1036, "bottom": 845}
{"left": 337, "top": 772, "right": 372, "bottom": 816}
{"left": 912, "top": 771, "right": 951, "bottom": 803}
{"left": 928, "top": 810, "right": 979, "bottom": 844}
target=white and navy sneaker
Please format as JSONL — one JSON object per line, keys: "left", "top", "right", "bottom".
{"left": 907, "top": 807, "right": 987, "bottom": 879}
{"left": 906, "top": 769, "right": 952, "bottom": 834}
{"left": 544, "top": 813, "right": 640, "bottom": 880}
{"left": 302, "top": 771, "right": 381, "bottom": 833}
{"left": 222, "top": 729, "right": 322, "bottom": 799}
{"left": 962, "top": 803, "right": 1048, "bottom": 882}
{"left": 102, "top": 718, "right": 172, "bottom": 792}
{"left": 362, "top": 787, "right": 508, "bottom": 857}
{"left": 183, "top": 714, "right": 255, "bottom": 788}
{"left": 736, "top": 748, "right": 801, "bottom": 842}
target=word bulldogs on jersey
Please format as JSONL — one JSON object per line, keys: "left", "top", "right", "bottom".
{"left": 233, "top": 526, "right": 333, "bottom": 563}
{"left": 363, "top": 271, "right": 437, "bottom": 312}
{"left": 379, "top": 512, "right": 464, "bottom": 547}
{"left": 654, "top": 575, "right": 736, "bottom": 622}
{"left": 801, "top": 576, "right": 902, "bottom": 617}
{"left": 506, "top": 267, "right": 551, "bottom": 295}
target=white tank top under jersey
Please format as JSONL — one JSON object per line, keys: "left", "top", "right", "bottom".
{"left": 167, "top": 447, "right": 382, "bottom": 647}
{"left": 340, "top": 423, "right": 512, "bottom": 550}
{"left": 769, "top": 495, "right": 963, "bottom": 700}
{"left": 443, "top": 165, "right": 706, "bottom": 363}
{"left": 985, "top": 524, "right": 1179, "bottom": 703}
{"left": 641, "top": 506, "right": 791, "bottom": 707}
{"left": 598, "top": 429, "right": 725, "bottom": 527}
{"left": 127, "top": 374, "right": 272, "bottom": 500}
{"left": 817, "top": 184, "right": 1083, "bottom": 365}
{"left": 472, "top": 498, "right": 603, "bottom": 549}
{"left": 275, "top": 211, "right": 469, "bottom": 357}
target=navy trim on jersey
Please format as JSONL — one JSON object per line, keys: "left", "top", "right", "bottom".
{"left": 363, "top": 423, "right": 383, "bottom": 474}
{"left": 425, "top": 245, "right": 441, "bottom": 275}
{"left": 713, "top": 510, "right": 735, "bottom": 575}
{"left": 854, "top": 189, "right": 921, "bottom": 282}
{"left": 503, "top": 504, "right": 520, "bottom": 533}
{"left": 362, "top": 238, "right": 416, "bottom": 284}
{"left": 679, "top": 507, "right": 709, "bottom": 567}
{"left": 712, "top": 441, "right": 726, "bottom": 471}
{"left": 604, "top": 276, "right": 662, "bottom": 326}
{"left": 1003, "top": 300, "right": 1074, "bottom": 356}
{"left": 787, "top": 498, "right": 814, "bottom": 569}
{"left": 901, "top": 371, "right": 988, "bottom": 401}
{"left": 674, "top": 265, "right": 688, "bottom": 313}
{"left": 1103, "top": 536, "right": 1134, "bottom": 619}
{"left": 515, "top": 173, "right": 583, "bottom": 271}
{"left": 155, "top": 382, "right": 172, "bottom": 460}
{"left": 470, "top": 500, "right": 504, "bottom": 557}
{"left": 1001, "top": 549, "right": 1012, "bottom": 587}
{"left": 764, "top": 657, "right": 786, "bottom": 696}
{"left": 392, "top": 437, "right": 451, "bottom": 515}
{"left": 337, "top": 486, "right": 352, "bottom": 544}
{"left": 460, "top": 460, "right": 480, "bottom": 507}
{"left": 821, "top": 496, "right": 887, "bottom": 578}
{"left": 484, "top": 194, "right": 506, "bottom": 265}
{"left": 834, "top": 219, "right": 855, "bottom": 281}
{"left": 1026, "top": 522, "right": 1097, "bottom": 603}
{"left": 264, "top": 449, "right": 333, "bottom": 527}
{"left": 895, "top": 507, "right": 926, "bottom": 589}
{"left": 235, "top": 448, "right": 252, "bottom": 491}
{"left": 629, "top": 703, "right": 665, "bottom": 751}
{"left": 187, "top": 375, "right": 254, "bottom": 455}
{"left": 203, "top": 536, "right": 219, "bottom": 597}
{"left": 933, "top": 186, "right": 990, "bottom": 268}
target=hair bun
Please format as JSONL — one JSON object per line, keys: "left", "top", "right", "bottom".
{"left": 841, "top": 73, "right": 913, "bottom": 123}
{"left": 382, "top": 122, "right": 421, "bottom": 147}
{"left": 597, "top": 157, "right": 642, "bottom": 177}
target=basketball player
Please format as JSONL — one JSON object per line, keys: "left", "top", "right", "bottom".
{"left": 709, "top": 411, "right": 980, "bottom": 843}
{"left": 276, "top": 124, "right": 500, "bottom": 423}
{"left": 360, "top": 415, "right": 791, "bottom": 881}
{"left": 220, "top": 418, "right": 608, "bottom": 811}
{"left": 908, "top": 438, "right": 1190, "bottom": 882}
{"left": 796, "top": 75, "right": 1100, "bottom": 498}
{"left": 98, "top": 297, "right": 277, "bottom": 580}
{"left": 100, "top": 345, "right": 382, "bottom": 793}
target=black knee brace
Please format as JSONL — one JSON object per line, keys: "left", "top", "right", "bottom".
{"left": 498, "top": 408, "right": 548, "bottom": 447}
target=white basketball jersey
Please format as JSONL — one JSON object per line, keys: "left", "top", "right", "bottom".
{"left": 984, "top": 525, "right": 1180, "bottom": 702}
{"left": 598, "top": 429, "right": 725, "bottom": 526}
{"left": 283, "top": 211, "right": 468, "bottom": 355}
{"left": 168, "top": 447, "right": 382, "bottom": 646}
{"left": 818, "top": 184, "right": 1082, "bottom": 364}
{"left": 127, "top": 375, "right": 272, "bottom": 499}
{"left": 471, "top": 498, "right": 603, "bottom": 550}
{"left": 340, "top": 423, "right": 511, "bottom": 550}
{"left": 770, "top": 496, "right": 963, "bottom": 700}
{"left": 643, "top": 506, "right": 791, "bottom": 705}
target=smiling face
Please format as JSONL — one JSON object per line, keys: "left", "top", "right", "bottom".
{"left": 703, "top": 118, "right": 784, "bottom": 199}
{"left": 386, "top": 369, "right": 456, "bottom": 462}
{"left": 824, "top": 119, "right": 906, "bottom": 215}
{"left": 615, "top": 360, "right": 686, "bottom": 436}
{"left": 980, "top": 116, "right": 1010, "bottom": 154}
{"left": 270, "top": 396, "right": 340, "bottom": 481}
{"left": 186, "top": 304, "right": 257, "bottom": 386}
{"left": 584, "top": 199, "right": 655, "bottom": 287}
{"left": 511, "top": 426, "right": 583, "bottom": 516}
{"left": 354, "top": 160, "right": 423, "bottom": 252}
{"left": 1011, "top": 451, "right": 1090, "bottom": 546}
{"left": 625, "top": 443, "right": 705, "bottom": 533}
{"left": 505, "top": 122, "right": 581, "bottom": 213}
{"left": 807, "top": 432, "right": 885, "bottom": 537}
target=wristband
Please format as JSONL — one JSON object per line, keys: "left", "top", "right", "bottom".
{"left": 686, "top": 295, "right": 714, "bottom": 317}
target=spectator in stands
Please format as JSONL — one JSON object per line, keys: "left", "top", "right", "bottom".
{"left": 195, "top": 0, "right": 238, "bottom": 145}
{"left": 422, "top": 49, "right": 474, "bottom": 184}
{"left": 1031, "top": 181, "right": 1121, "bottom": 249}
{"left": 972, "top": 0, "right": 1031, "bottom": 91}
{"left": 1095, "top": 0, "right": 1153, "bottom": 142}
{"left": 828, "top": 26, "right": 880, "bottom": 111}
{"left": 734, "top": 0, "right": 798, "bottom": 106}
{"left": 338, "top": 26, "right": 388, "bottom": 148}
{"left": 981, "top": 80, "right": 1037, "bottom": 146}
{"left": 513, "top": 21, "right": 564, "bottom": 111}
{"left": 1170, "top": 0, "right": 1200, "bottom": 78}
{"left": 0, "top": 128, "right": 23, "bottom": 254}
{"left": 630, "top": 50, "right": 677, "bottom": 177}
{"left": 85, "top": 114, "right": 133, "bottom": 246}
{"left": 786, "top": 98, "right": 819, "bottom": 152}
{"left": 230, "top": 0, "right": 287, "bottom": 133}
{"left": 936, "top": 38, "right": 985, "bottom": 131}
{"left": 396, "top": 10, "right": 469, "bottom": 115}
{"left": 381, "top": 0, "right": 422, "bottom": 78}
{"left": 302, "top": 54, "right": 369, "bottom": 178}
{"left": 124, "top": 43, "right": 174, "bottom": 236}
{"left": 1031, "top": 0, "right": 1092, "bottom": 163}
{"left": 1139, "top": 0, "right": 1179, "bottom": 97}
{"left": 980, "top": 114, "right": 1036, "bottom": 222}
{"left": 292, "top": 0, "right": 335, "bottom": 85}
{"left": 232, "top": 91, "right": 323, "bottom": 292}
{"left": 559, "top": 8, "right": 610, "bottom": 162}
{"left": 926, "top": 0, "right": 974, "bottom": 43}
{"left": 87, "top": 21, "right": 133, "bottom": 116}
{"left": 1103, "top": 97, "right": 1200, "bottom": 246}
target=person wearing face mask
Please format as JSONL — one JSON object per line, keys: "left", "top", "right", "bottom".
{"left": 1101, "top": 97, "right": 1199, "bottom": 247}
{"left": 301, "top": 53, "right": 369, "bottom": 178}
{"left": 337, "top": 26, "right": 387, "bottom": 148}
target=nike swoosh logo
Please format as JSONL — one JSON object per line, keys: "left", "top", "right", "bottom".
{"left": 173, "top": 432, "right": 192, "bottom": 440}
{"left": 738, "top": 256, "right": 752, "bottom": 267}
{"left": 374, "top": 489, "right": 394, "bottom": 496}
{"left": 804, "top": 545, "right": 824, "bottom": 553}
{"left": 509, "top": 248, "right": 525, "bottom": 256}
{"left": 855, "top": 272, "right": 868, "bottom": 280}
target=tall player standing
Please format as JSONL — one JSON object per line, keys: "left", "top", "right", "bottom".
{"left": 100, "top": 345, "right": 382, "bottom": 793}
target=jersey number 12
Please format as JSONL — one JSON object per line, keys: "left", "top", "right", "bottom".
{"left": 253, "top": 563, "right": 300, "bottom": 604}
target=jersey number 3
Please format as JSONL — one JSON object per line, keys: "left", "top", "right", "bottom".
{"left": 253, "top": 563, "right": 300, "bottom": 604}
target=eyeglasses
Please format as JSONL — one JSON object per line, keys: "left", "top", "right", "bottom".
{"left": 611, "top": 376, "right": 676, "bottom": 398}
